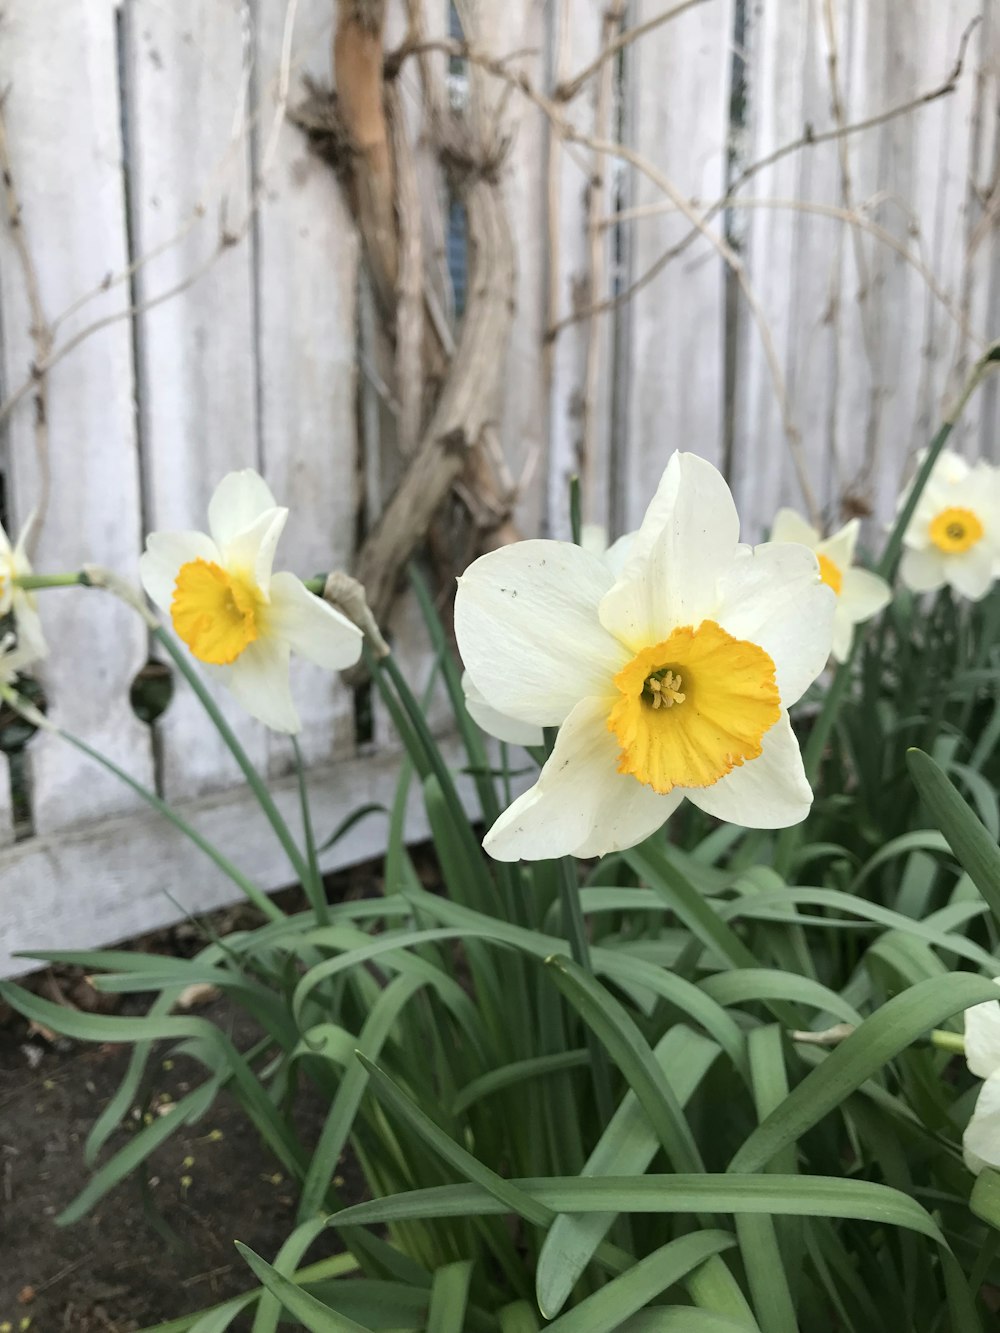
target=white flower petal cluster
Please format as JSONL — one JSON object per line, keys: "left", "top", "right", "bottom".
{"left": 461, "top": 525, "right": 636, "bottom": 750}
{"left": 770, "top": 509, "right": 891, "bottom": 663}
{"left": 0, "top": 514, "right": 47, "bottom": 661}
{"left": 140, "top": 470, "right": 363, "bottom": 733}
{"left": 898, "top": 449, "right": 1000, "bottom": 600}
{"left": 456, "top": 452, "right": 836, "bottom": 862}
{"left": 962, "top": 983, "right": 1000, "bottom": 1174}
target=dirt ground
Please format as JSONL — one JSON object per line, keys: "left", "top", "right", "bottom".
{"left": 0, "top": 880, "right": 378, "bottom": 1333}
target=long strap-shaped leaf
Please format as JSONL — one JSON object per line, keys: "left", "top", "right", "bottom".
{"left": 729, "top": 972, "right": 1000, "bottom": 1173}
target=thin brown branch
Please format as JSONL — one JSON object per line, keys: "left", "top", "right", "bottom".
{"left": 550, "top": 15, "right": 979, "bottom": 339}
{"left": 555, "top": 0, "right": 709, "bottom": 103}
{"left": 0, "top": 94, "right": 51, "bottom": 540}
{"left": 396, "top": 36, "right": 819, "bottom": 522}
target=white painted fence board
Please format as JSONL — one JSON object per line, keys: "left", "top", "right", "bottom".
{"left": 957, "top": 4, "right": 1000, "bottom": 463}
{"left": 731, "top": 0, "right": 840, "bottom": 541}
{"left": 0, "top": 758, "right": 13, "bottom": 848}
{"left": 123, "top": 0, "right": 266, "bottom": 800}
{"left": 0, "top": 0, "right": 155, "bottom": 833}
{"left": 624, "top": 0, "right": 732, "bottom": 531}
{"left": 827, "top": 0, "right": 985, "bottom": 529}
{"left": 0, "top": 735, "right": 503, "bottom": 978}
{"left": 252, "top": 0, "right": 360, "bottom": 775}
{"left": 546, "top": 1, "right": 613, "bottom": 539}
{"left": 471, "top": 0, "right": 550, "bottom": 537}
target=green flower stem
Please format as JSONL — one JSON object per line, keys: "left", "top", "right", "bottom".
{"left": 291, "top": 733, "right": 328, "bottom": 927}
{"left": 929, "top": 1029, "right": 966, "bottom": 1056}
{"left": 152, "top": 626, "right": 313, "bottom": 893}
{"left": 12, "top": 571, "right": 91, "bottom": 590}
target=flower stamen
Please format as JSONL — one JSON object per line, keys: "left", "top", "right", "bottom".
{"left": 929, "top": 506, "right": 983, "bottom": 555}
{"left": 645, "top": 669, "right": 686, "bottom": 709}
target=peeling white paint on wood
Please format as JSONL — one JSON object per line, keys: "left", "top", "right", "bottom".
{"left": 0, "top": 0, "right": 155, "bottom": 834}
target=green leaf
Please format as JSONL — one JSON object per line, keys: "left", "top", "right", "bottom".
{"left": 544, "top": 956, "right": 703, "bottom": 1173}
{"left": 235, "top": 1243, "right": 373, "bottom": 1332}
{"left": 329, "top": 1173, "right": 951, "bottom": 1241}
{"left": 907, "top": 748, "right": 1000, "bottom": 930}
{"left": 537, "top": 1027, "right": 720, "bottom": 1318}
{"left": 729, "top": 973, "right": 1000, "bottom": 1174}
{"left": 970, "top": 1169, "right": 1000, "bottom": 1232}
{"left": 543, "top": 1232, "right": 737, "bottom": 1332}
{"left": 426, "top": 1261, "right": 474, "bottom": 1333}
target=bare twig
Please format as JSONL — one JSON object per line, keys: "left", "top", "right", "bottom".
{"left": 399, "top": 37, "right": 819, "bottom": 520}
{"left": 552, "top": 16, "right": 979, "bottom": 338}
{"left": 555, "top": 0, "right": 709, "bottom": 103}
{"left": 0, "top": 94, "right": 51, "bottom": 538}
{"left": 0, "top": 2, "right": 325, "bottom": 434}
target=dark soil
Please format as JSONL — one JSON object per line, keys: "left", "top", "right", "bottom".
{"left": 0, "top": 876, "right": 380, "bottom": 1333}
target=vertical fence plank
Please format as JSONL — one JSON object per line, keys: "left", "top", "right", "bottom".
{"left": 622, "top": 0, "right": 732, "bottom": 532}
{"left": 124, "top": 0, "right": 267, "bottom": 800}
{"left": 0, "top": 759, "right": 14, "bottom": 848}
{"left": 730, "top": 0, "right": 840, "bottom": 540}
{"left": 252, "top": 0, "right": 361, "bottom": 776}
{"left": 546, "top": 0, "right": 614, "bottom": 539}
{"left": 950, "top": 2, "right": 999, "bottom": 463}
{"left": 472, "top": 0, "right": 550, "bottom": 538}
{"left": 0, "top": 0, "right": 155, "bottom": 833}
{"left": 830, "top": 0, "right": 986, "bottom": 525}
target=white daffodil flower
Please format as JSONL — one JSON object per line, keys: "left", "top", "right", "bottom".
{"left": 455, "top": 452, "right": 836, "bottom": 861}
{"left": 461, "top": 525, "right": 638, "bottom": 749}
{"left": 770, "top": 509, "right": 891, "bottom": 663}
{"left": 898, "top": 449, "right": 1000, "bottom": 601}
{"left": 0, "top": 514, "right": 47, "bottom": 659}
{"left": 962, "top": 982, "right": 1000, "bottom": 1174}
{"left": 139, "top": 470, "right": 363, "bottom": 733}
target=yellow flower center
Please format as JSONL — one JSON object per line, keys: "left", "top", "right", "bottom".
{"left": 171, "top": 559, "right": 261, "bottom": 665}
{"left": 607, "top": 620, "right": 781, "bottom": 794}
{"left": 929, "top": 506, "right": 983, "bottom": 554}
{"left": 817, "top": 554, "right": 843, "bottom": 596}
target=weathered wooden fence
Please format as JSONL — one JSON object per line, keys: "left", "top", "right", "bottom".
{"left": 0, "top": 0, "right": 997, "bottom": 974}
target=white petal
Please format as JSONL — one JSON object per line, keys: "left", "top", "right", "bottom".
{"left": 964, "top": 1073, "right": 1000, "bottom": 1175}
{"left": 11, "top": 510, "right": 38, "bottom": 574}
{"left": 462, "top": 671, "right": 544, "bottom": 746}
{"left": 221, "top": 507, "right": 288, "bottom": 595}
{"left": 947, "top": 544, "right": 996, "bottom": 601}
{"left": 714, "top": 542, "right": 836, "bottom": 706}
{"left": 139, "top": 530, "right": 222, "bottom": 615}
{"left": 207, "top": 470, "right": 279, "bottom": 549}
{"left": 830, "top": 613, "right": 854, "bottom": 664}
{"left": 684, "top": 711, "right": 811, "bottom": 828}
{"left": 899, "top": 546, "right": 944, "bottom": 593}
{"left": 264, "top": 571, "right": 363, "bottom": 669}
{"left": 839, "top": 567, "right": 892, "bottom": 625}
{"left": 224, "top": 636, "right": 299, "bottom": 733}
{"left": 817, "top": 518, "right": 860, "bottom": 571}
{"left": 580, "top": 524, "right": 609, "bottom": 557}
{"left": 0, "top": 521, "right": 11, "bottom": 560}
{"left": 770, "top": 508, "right": 819, "bottom": 548}
{"left": 604, "top": 530, "right": 637, "bottom": 577}
{"left": 483, "top": 696, "right": 681, "bottom": 861}
{"left": 599, "top": 453, "right": 741, "bottom": 651}
{"left": 11, "top": 594, "right": 47, "bottom": 660}
{"left": 455, "top": 540, "right": 624, "bottom": 728}
{"left": 965, "top": 987, "right": 1000, "bottom": 1079}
